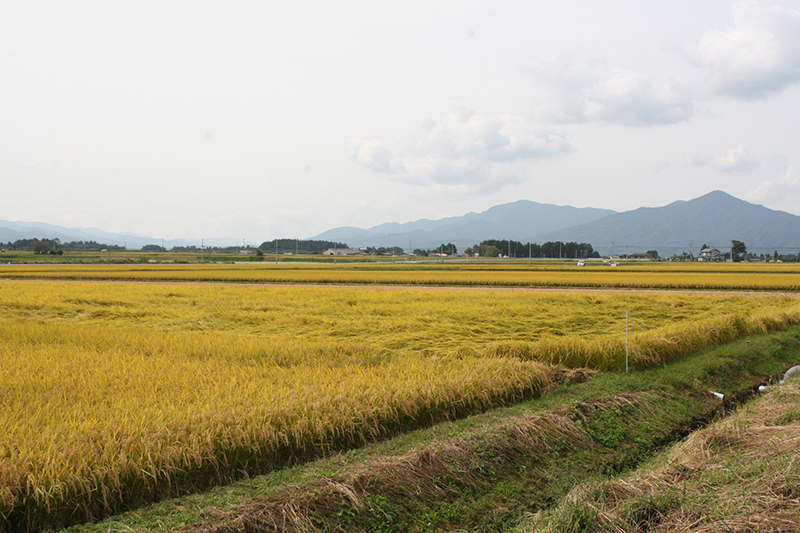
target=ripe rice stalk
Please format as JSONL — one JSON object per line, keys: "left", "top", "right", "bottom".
{"left": 3, "top": 262, "right": 800, "bottom": 290}
{"left": 0, "top": 318, "right": 552, "bottom": 531}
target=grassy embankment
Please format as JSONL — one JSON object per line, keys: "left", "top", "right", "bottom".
{"left": 524, "top": 370, "right": 800, "bottom": 533}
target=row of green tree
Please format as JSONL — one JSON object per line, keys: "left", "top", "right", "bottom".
{"left": 412, "top": 243, "right": 458, "bottom": 256}
{"left": 463, "top": 240, "right": 600, "bottom": 258}
{"left": 407, "top": 241, "right": 600, "bottom": 258}
{"left": 0, "top": 239, "right": 126, "bottom": 253}
{"left": 257, "top": 239, "right": 347, "bottom": 254}
{"left": 365, "top": 246, "right": 407, "bottom": 255}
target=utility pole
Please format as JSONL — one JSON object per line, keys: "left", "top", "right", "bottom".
{"left": 626, "top": 311, "right": 629, "bottom": 374}
{"left": 201, "top": 239, "right": 204, "bottom": 264}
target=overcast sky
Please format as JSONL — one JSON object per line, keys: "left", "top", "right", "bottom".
{"left": 3, "top": 1, "right": 800, "bottom": 244}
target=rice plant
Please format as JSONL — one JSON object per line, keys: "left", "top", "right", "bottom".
{"left": 1, "top": 278, "right": 799, "bottom": 529}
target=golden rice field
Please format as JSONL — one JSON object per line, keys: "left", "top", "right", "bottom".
{"left": 2, "top": 260, "right": 800, "bottom": 290}
{"left": 1, "top": 276, "right": 800, "bottom": 530}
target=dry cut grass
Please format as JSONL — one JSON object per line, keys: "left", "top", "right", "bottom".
{"left": 524, "top": 376, "right": 800, "bottom": 532}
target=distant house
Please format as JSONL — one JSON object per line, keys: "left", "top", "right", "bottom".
{"left": 322, "top": 248, "right": 367, "bottom": 256}
{"left": 627, "top": 253, "right": 654, "bottom": 260}
{"left": 669, "top": 252, "right": 695, "bottom": 262}
{"left": 699, "top": 247, "right": 721, "bottom": 262}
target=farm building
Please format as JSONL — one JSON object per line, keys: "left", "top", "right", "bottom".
{"left": 322, "top": 248, "right": 367, "bottom": 256}
{"left": 699, "top": 247, "right": 721, "bottom": 261}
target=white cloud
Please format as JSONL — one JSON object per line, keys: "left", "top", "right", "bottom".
{"left": 525, "top": 57, "right": 695, "bottom": 126}
{"left": 685, "top": 150, "right": 711, "bottom": 167}
{"left": 589, "top": 68, "right": 695, "bottom": 126}
{"left": 685, "top": 145, "right": 762, "bottom": 172}
{"left": 348, "top": 139, "right": 405, "bottom": 174}
{"left": 747, "top": 167, "right": 800, "bottom": 204}
{"left": 711, "top": 144, "right": 760, "bottom": 172}
{"left": 526, "top": 56, "right": 594, "bottom": 124}
{"left": 684, "top": 0, "right": 800, "bottom": 100}
{"left": 691, "top": 144, "right": 794, "bottom": 176}
{"left": 349, "top": 103, "right": 572, "bottom": 194}
{"left": 524, "top": 1, "right": 800, "bottom": 126}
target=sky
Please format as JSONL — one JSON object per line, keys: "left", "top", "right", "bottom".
{"left": 3, "top": 1, "right": 800, "bottom": 244}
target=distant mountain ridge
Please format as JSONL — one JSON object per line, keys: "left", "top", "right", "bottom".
{"left": 313, "top": 200, "right": 617, "bottom": 251}
{"left": 534, "top": 191, "right": 800, "bottom": 256}
{"left": 314, "top": 191, "right": 800, "bottom": 256}
{"left": 0, "top": 221, "right": 238, "bottom": 250}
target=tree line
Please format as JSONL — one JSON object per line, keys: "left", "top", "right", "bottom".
{"left": 257, "top": 239, "right": 347, "bottom": 254}
{"left": 0, "top": 239, "right": 125, "bottom": 253}
{"left": 462, "top": 240, "right": 600, "bottom": 259}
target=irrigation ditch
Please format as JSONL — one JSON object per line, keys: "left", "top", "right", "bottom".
{"left": 63, "top": 325, "right": 800, "bottom": 533}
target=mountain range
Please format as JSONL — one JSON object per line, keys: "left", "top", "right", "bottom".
{"left": 3, "top": 191, "right": 799, "bottom": 256}
{"left": 0, "top": 221, "right": 237, "bottom": 250}
{"left": 314, "top": 191, "right": 800, "bottom": 256}
{"left": 313, "top": 201, "right": 615, "bottom": 252}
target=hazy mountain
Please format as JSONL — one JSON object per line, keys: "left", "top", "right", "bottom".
{"left": 532, "top": 191, "right": 800, "bottom": 256}
{"left": 0, "top": 220, "right": 150, "bottom": 247}
{"left": 313, "top": 191, "right": 800, "bottom": 256}
{"left": 313, "top": 200, "right": 617, "bottom": 251}
{"left": 0, "top": 220, "right": 239, "bottom": 250}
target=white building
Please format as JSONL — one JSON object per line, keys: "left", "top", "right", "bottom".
{"left": 322, "top": 248, "right": 367, "bottom": 256}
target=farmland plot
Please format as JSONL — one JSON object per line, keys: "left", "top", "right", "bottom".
{"left": 3, "top": 261, "right": 800, "bottom": 290}
{"left": 0, "top": 279, "right": 799, "bottom": 530}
